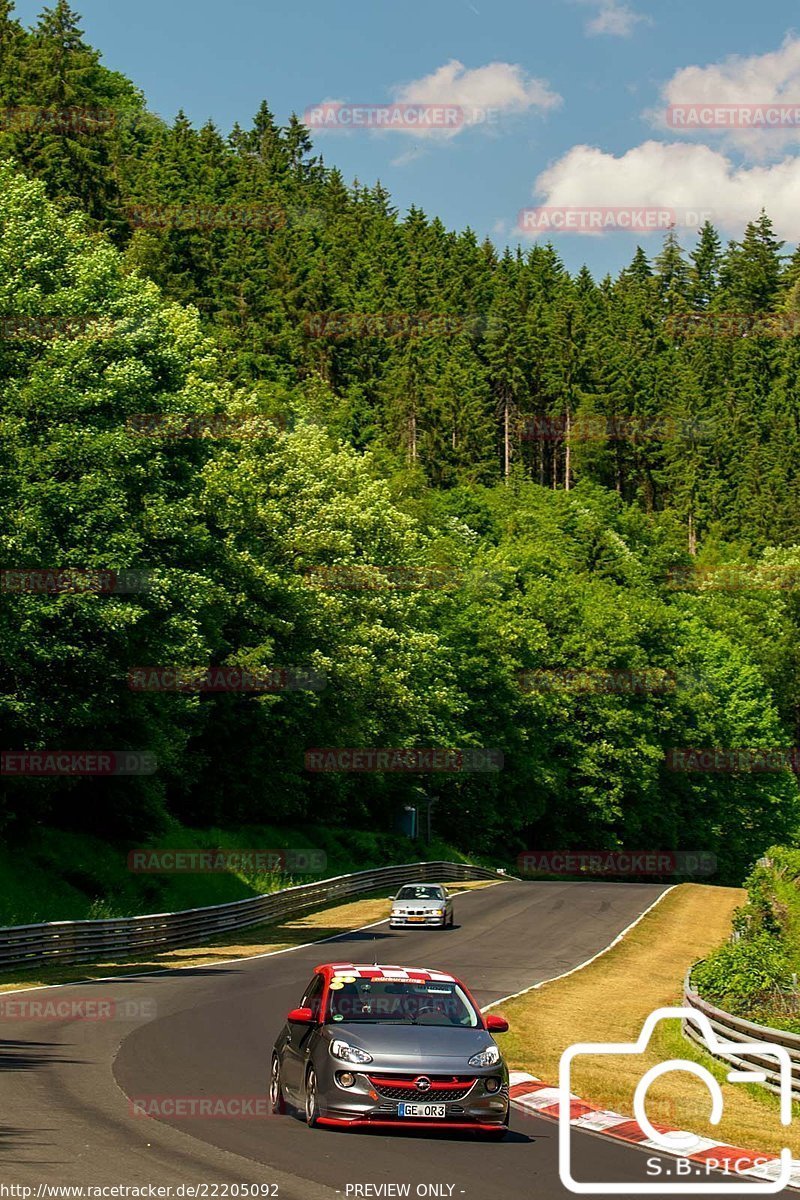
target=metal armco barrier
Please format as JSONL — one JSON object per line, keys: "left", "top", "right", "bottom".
{"left": 684, "top": 968, "right": 800, "bottom": 1100}
{"left": 0, "top": 861, "right": 507, "bottom": 972}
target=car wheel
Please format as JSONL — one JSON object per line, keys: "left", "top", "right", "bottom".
{"left": 448, "top": 910, "right": 455, "bottom": 927}
{"left": 269, "top": 1052, "right": 286, "bottom": 1115}
{"left": 304, "top": 1066, "right": 320, "bottom": 1127}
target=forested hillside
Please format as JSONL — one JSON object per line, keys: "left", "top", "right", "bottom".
{"left": 2, "top": 2, "right": 800, "bottom": 886}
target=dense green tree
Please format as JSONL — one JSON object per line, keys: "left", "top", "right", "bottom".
{"left": 2, "top": 9, "right": 800, "bottom": 880}
{"left": 719, "top": 211, "right": 785, "bottom": 312}
{"left": 689, "top": 221, "right": 723, "bottom": 310}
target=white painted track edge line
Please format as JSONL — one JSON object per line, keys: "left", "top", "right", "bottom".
{"left": 0, "top": 880, "right": 505, "bottom": 996}
{"left": 482, "top": 884, "right": 677, "bottom": 1010}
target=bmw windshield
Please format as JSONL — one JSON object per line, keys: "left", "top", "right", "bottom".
{"left": 395, "top": 886, "right": 444, "bottom": 901}
{"left": 326, "top": 978, "right": 480, "bottom": 1027}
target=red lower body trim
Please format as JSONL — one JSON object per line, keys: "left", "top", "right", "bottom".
{"left": 317, "top": 1116, "right": 505, "bottom": 1131}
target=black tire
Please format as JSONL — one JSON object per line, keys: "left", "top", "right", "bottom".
{"left": 269, "top": 1052, "right": 286, "bottom": 1115}
{"left": 304, "top": 1066, "right": 320, "bottom": 1128}
{"left": 448, "top": 910, "right": 455, "bottom": 927}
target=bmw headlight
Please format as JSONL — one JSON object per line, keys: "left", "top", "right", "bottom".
{"left": 330, "top": 1039, "right": 373, "bottom": 1064}
{"left": 431, "top": 908, "right": 444, "bottom": 916}
{"left": 469, "top": 1045, "right": 501, "bottom": 1067}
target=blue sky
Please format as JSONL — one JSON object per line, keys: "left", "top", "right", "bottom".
{"left": 12, "top": 0, "right": 800, "bottom": 276}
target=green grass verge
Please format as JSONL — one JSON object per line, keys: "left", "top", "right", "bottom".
{"left": 0, "top": 822, "right": 483, "bottom": 926}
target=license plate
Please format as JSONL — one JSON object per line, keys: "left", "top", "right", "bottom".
{"left": 407, "top": 916, "right": 425, "bottom": 922}
{"left": 397, "top": 1103, "right": 446, "bottom": 1118}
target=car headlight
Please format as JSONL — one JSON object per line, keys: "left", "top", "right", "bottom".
{"left": 431, "top": 909, "right": 444, "bottom": 916}
{"left": 330, "top": 1039, "right": 373, "bottom": 1064}
{"left": 469, "top": 1045, "right": 501, "bottom": 1067}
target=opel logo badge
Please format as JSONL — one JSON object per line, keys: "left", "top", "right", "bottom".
{"left": 415, "top": 1076, "right": 431, "bottom": 1092}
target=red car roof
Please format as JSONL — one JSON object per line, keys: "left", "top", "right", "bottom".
{"left": 314, "top": 962, "right": 458, "bottom": 983}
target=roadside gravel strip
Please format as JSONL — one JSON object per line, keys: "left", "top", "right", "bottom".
{"left": 1, "top": 881, "right": 790, "bottom": 1199}
{"left": 494, "top": 892, "right": 800, "bottom": 1190}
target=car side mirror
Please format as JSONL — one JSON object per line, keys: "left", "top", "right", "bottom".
{"left": 485, "top": 1014, "right": 509, "bottom": 1033}
{"left": 287, "top": 1006, "right": 315, "bottom": 1024}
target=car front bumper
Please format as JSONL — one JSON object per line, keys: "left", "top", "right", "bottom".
{"left": 315, "top": 1068, "right": 509, "bottom": 1128}
{"left": 316, "top": 1116, "right": 505, "bottom": 1130}
{"left": 389, "top": 914, "right": 447, "bottom": 927}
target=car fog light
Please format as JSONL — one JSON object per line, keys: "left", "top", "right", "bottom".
{"left": 337, "top": 1071, "right": 356, "bottom": 1088}
{"left": 485, "top": 1077, "right": 501, "bottom": 1093}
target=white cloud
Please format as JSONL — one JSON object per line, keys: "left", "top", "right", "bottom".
{"left": 650, "top": 34, "right": 800, "bottom": 155}
{"left": 393, "top": 60, "right": 562, "bottom": 136}
{"left": 304, "top": 62, "right": 560, "bottom": 146}
{"left": 524, "top": 139, "right": 800, "bottom": 238}
{"left": 576, "top": 0, "right": 649, "bottom": 37}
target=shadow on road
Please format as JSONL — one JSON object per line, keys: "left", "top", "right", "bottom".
{"left": 321, "top": 928, "right": 394, "bottom": 944}
{"left": 0, "top": 1120, "right": 61, "bottom": 1162}
{"left": 0, "top": 1037, "right": 86, "bottom": 1071}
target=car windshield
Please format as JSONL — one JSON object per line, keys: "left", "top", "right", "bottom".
{"left": 395, "top": 886, "right": 444, "bottom": 901}
{"left": 326, "top": 978, "right": 479, "bottom": 1027}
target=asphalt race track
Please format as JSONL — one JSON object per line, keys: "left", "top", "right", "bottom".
{"left": 0, "top": 881, "right": 790, "bottom": 1199}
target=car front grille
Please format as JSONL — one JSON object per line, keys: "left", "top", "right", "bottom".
{"left": 368, "top": 1074, "right": 477, "bottom": 1102}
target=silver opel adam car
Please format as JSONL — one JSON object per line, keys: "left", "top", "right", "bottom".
{"left": 270, "top": 962, "right": 510, "bottom": 1136}
{"left": 390, "top": 883, "right": 454, "bottom": 929}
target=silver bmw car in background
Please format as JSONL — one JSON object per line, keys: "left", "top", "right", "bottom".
{"left": 390, "top": 883, "right": 454, "bottom": 929}
{"left": 270, "top": 961, "right": 510, "bottom": 1136}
